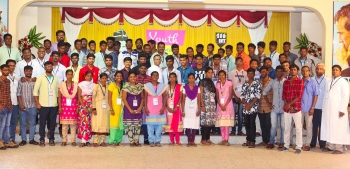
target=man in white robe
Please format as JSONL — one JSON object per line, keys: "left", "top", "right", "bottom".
{"left": 321, "top": 65, "right": 350, "bottom": 154}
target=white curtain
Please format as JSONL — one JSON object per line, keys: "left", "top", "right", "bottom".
{"left": 248, "top": 12, "right": 272, "bottom": 52}
{"left": 60, "top": 8, "right": 83, "bottom": 50}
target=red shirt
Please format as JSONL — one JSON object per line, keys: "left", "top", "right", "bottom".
{"left": 136, "top": 74, "right": 151, "bottom": 84}
{"left": 49, "top": 54, "right": 70, "bottom": 67}
{"left": 282, "top": 77, "right": 304, "bottom": 113}
{"left": 79, "top": 65, "right": 100, "bottom": 84}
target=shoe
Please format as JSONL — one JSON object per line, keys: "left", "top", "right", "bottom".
{"left": 6, "top": 141, "right": 19, "bottom": 148}
{"left": 310, "top": 145, "right": 316, "bottom": 148}
{"left": 238, "top": 131, "right": 246, "bottom": 136}
{"left": 71, "top": 142, "right": 77, "bottom": 147}
{"left": 19, "top": 140, "right": 27, "bottom": 146}
{"left": 134, "top": 142, "right": 142, "bottom": 147}
{"left": 332, "top": 150, "right": 343, "bottom": 154}
{"left": 229, "top": 131, "right": 236, "bottom": 136}
{"left": 39, "top": 141, "right": 45, "bottom": 147}
{"left": 150, "top": 143, "right": 155, "bottom": 147}
{"left": 0, "top": 141, "right": 6, "bottom": 150}
{"left": 156, "top": 142, "right": 162, "bottom": 147}
{"left": 266, "top": 144, "right": 275, "bottom": 149}
{"left": 192, "top": 142, "right": 197, "bottom": 147}
{"left": 168, "top": 142, "right": 175, "bottom": 146}
{"left": 29, "top": 140, "right": 39, "bottom": 145}
{"left": 218, "top": 141, "right": 226, "bottom": 146}
{"left": 207, "top": 140, "right": 215, "bottom": 146}
{"left": 144, "top": 140, "right": 150, "bottom": 145}
{"left": 248, "top": 142, "right": 255, "bottom": 148}
{"left": 303, "top": 146, "right": 311, "bottom": 151}
{"left": 61, "top": 142, "right": 67, "bottom": 146}
{"left": 289, "top": 144, "right": 294, "bottom": 148}
{"left": 49, "top": 140, "right": 55, "bottom": 146}
{"left": 279, "top": 147, "right": 289, "bottom": 151}
{"left": 294, "top": 149, "right": 301, "bottom": 154}
{"left": 176, "top": 143, "right": 183, "bottom": 147}
{"left": 200, "top": 140, "right": 209, "bottom": 146}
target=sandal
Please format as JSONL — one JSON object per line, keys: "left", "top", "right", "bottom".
{"left": 135, "top": 142, "right": 142, "bottom": 147}
{"left": 266, "top": 144, "right": 274, "bottom": 149}
{"left": 79, "top": 143, "right": 86, "bottom": 147}
{"left": 86, "top": 142, "right": 92, "bottom": 147}
{"left": 186, "top": 143, "right": 192, "bottom": 147}
{"left": 192, "top": 143, "right": 197, "bottom": 147}
{"left": 278, "top": 143, "right": 284, "bottom": 149}
{"left": 100, "top": 143, "right": 107, "bottom": 147}
{"left": 200, "top": 141, "right": 209, "bottom": 146}
{"left": 29, "top": 140, "right": 39, "bottom": 145}
{"left": 332, "top": 150, "right": 343, "bottom": 154}
{"left": 322, "top": 148, "right": 332, "bottom": 152}
{"left": 218, "top": 141, "right": 226, "bottom": 145}
{"left": 238, "top": 131, "right": 246, "bottom": 136}
{"left": 207, "top": 140, "right": 215, "bottom": 146}
{"left": 168, "top": 142, "right": 175, "bottom": 146}
{"left": 242, "top": 141, "right": 249, "bottom": 146}
{"left": 71, "top": 142, "right": 77, "bottom": 147}
{"left": 176, "top": 143, "right": 183, "bottom": 147}
{"left": 110, "top": 143, "right": 116, "bottom": 147}
{"left": 61, "top": 142, "right": 67, "bottom": 146}
{"left": 118, "top": 142, "right": 124, "bottom": 147}
{"left": 93, "top": 143, "right": 98, "bottom": 147}
{"left": 225, "top": 142, "right": 230, "bottom": 146}
{"left": 257, "top": 142, "right": 267, "bottom": 147}
{"left": 130, "top": 142, "right": 135, "bottom": 147}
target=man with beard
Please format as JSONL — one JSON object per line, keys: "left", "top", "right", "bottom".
{"left": 49, "top": 41, "right": 70, "bottom": 68}
{"left": 88, "top": 40, "right": 96, "bottom": 54}
{"left": 51, "top": 30, "right": 71, "bottom": 54}
{"left": 148, "top": 39, "right": 157, "bottom": 55}
{"left": 71, "top": 39, "right": 85, "bottom": 66}
{"left": 162, "top": 55, "right": 181, "bottom": 84}
{"left": 51, "top": 51, "right": 67, "bottom": 82}
{"left": 131, "top": 53, "right": 147, "bottom": 75}
{"left": 81, "top": 38, "right": 89, "bottom": 56}
{"left": 117, "top": 39, "right": 138, "bottom": 70}
{"left": 143, "top": 44, "right": 152, "bottom": 68}
{"left": 150, "top": 42, "right": 168, "bottom": 69}
{"left": 0, "top": 64, "right": 13, "bottom": 150}
{"left": 283, "top": 42, "right": 298, "bottom": 65}
{"left": 134, "top": 38, "right": 144, "bottom": 54}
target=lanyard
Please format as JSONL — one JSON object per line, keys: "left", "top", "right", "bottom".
{"left": 37, "top": 58, "right": 46, "bottom": 68}
{"left": 173, "top": 55, "right": 180, "bottom": 67}
{"left": 270, "top": 51, "right": 276, "bottom": 58}
{"left": 329, "top": 77, "right": 341, "bottom": 91}
{"left": 169, "top": 85, "right": 175, "bottom": 99}
{"left": 26, "top": 61, "right": 33, "bottom": 66}
{"left": 113, "top": 82, "right": 121, "bottom": 98}
{"left": 8, "top": 75, "right": 15, "bottom": 84}
{"left": 220, "top": 81, "right": 226, "bottom": 96}
{"left": 101, "top": 52, "right": 105, "bottom": 60}
{"left": 154, "top": 84, "right": 158, "bottom": 94}
{"left": 236, "top": 70, "right": 244, "bottom": 83}
{"left": 315, "top": 76, "right": 324, "bottom": 87}
{"left": 53, "top": 65, "right": 60, "bottom": 75}
{"left": 99, "top": 84, "right": 106, "bottom": 98}
{"left": 65, "top": 81, "right": 73, "bottom": 95}
{"left": 7, "top": 48, "right": 11, "bottom": 58}
{"left": 45, "top": 76, "right": 54, "bottom": 87}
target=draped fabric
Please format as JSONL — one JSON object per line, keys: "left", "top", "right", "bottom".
{"left": 52, "top": 8, "right": 289, "bottom": 55}
{"left": 61, "top": 7, "right": 268, "bottom": 28}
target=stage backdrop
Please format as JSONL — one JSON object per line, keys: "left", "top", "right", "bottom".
{"left": 51, "top": 7, "right": 289, "bottom": 55}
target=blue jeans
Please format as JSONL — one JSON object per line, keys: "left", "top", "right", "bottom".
{"left": 3, "top": 108, "right": 12, "bottom": 143}
{"left": 0, "top": 109, "right": 9, "bottom": 141}
{"left": 10, "top": 105, "right": 19, "bottom": 141}
{"left": 270, "top": 112, "right": 284, "bottom": 144}
{"left": 19, "top": 107, "right": 37, "bottom": 141}
{"left": 232, "top": 99, "right": 243, "bottom": 132}
{"left": 147, "top": 124, "right": 162, "bottom": 143}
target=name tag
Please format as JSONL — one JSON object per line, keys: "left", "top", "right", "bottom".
{"left": 237, "top": 84, "right": 243, "bottom": 92}
{"left": 102, "top": 101, "right": 107, "bottom": 109}
{"left": 189, "top": 100, "right": 195, "bottom": 108}
{"left": 153, "top": 98, "right": 159, "bottom": 106}
{"left": 48, "top": 88, "right": 53, "bottom": 96}
{"left": 210, "top": 95, "right": 215, "bottom": 102}
{"left": 169, "top": 102, "right": 174, "bottom": 109}
{"left": 133, "top": 99, "right": 138, "bottom": 107}
{"left": 220, "top": 97, "right": 225, "bottom": 105}
{"left": 66, "top": 98, "right": 72, "bottom": 106}
{"left": 116, "top": 98, "right": 122, "bottom": 105}
{"left": 182, "top": 83, "right": 185, "bottom": 86}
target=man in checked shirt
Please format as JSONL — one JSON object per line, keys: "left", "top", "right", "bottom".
{"left": 280, "top": 64, "right": 304, "bottom": 154}
{"left": 0, "top": 64, "right": 13, "bottom": 150}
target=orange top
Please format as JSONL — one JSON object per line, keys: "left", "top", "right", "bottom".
{"left": 236, "top": 52, "right": 251, "bottom": 71}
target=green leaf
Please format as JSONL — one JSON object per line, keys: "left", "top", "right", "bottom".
{"left": 293, "top": 45, "right": 302, "bottom": 49}
{"left": 36, "top": 36, "right": 46, "bottom": 41}
{"left": 296, "top": 37, "right": 302, "bottom": 44}
{"left": 32, "top": 33, "right": 42, "bottom": 39}
{"left": 304, "top": 33, "right": 309, "bottom": 43}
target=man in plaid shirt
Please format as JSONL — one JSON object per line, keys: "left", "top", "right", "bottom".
{"left": 0, "top": 64, "right": 12, "bottom": 150}
{"left": 280, "top": 64, "right": 304, "bottom": 154}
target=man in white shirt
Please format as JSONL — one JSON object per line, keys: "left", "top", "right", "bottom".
{"left": 268, "top": 41, "right": 280, "bottom": 69}
{"left": 43, "top": 39, "right": 52, "bottom": 60}
{"left": 117, "top": 39, "right": 138, "bottom": 70}
{"left": 147, "top": 54, "right": 163, "bottom": 83}
{"left": 71, "top": 39, "right": 85, "bottom": 66}
{"left": 94, "top": 40, "right": 107, "bottom": 69}
{"left": 15, "top": 48, "right": 39, "bottom": 78}
{"left": 150, "top": 42, "right": 168, "bottom": 69}
{"left": 163, "top": 55, "right": 181, "bottom": 84}
{"left": 32, "top": 47, "right": 47, "bottom": 76}
{"left": 171, "top": 44, "right": 180, "bottom": 70}
{"left": 51, "top": 51, "right": 66, "bottom": 82}
{"left": 0, "top": 34, "right": 21, "bottom": 65}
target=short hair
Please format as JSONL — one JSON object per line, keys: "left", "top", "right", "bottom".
{"left": 106, "top": 37, "right": 115, "bottom": 42}
{"left": 99, "top": 73, "right": 108, "bottom": 79}
{"left": 250, "top": 59, "right": 259, "bottom": 65}
{"left": 334, "top": 4, "right": 350, "bottom": 31}
{"left": 195, "top": 54, "right": 204, "bottom": 59}
{"left": 151, "top": 71, "right": 159, "bottom": 76}
{"left": 257, "top": 41, "right": 266, "bottom": 48}
{"left": 235, "top": 57, "right": 243, "bottom": 62}
{"left": 218, "top": 48, "right": 225, "bottom": 53}
{"left": 136, "top": 38, "right": 143, "bottom": 44}
{"left": 147, "top": 39, "right": 156, "bottom": 45}
{"left": 99, "top": 40, "right": 107, "bottom": 46}
{"left": 259, "top": 66, "right": 268, "bottom": 72}
{"left": 143, "top": 44, "right": 150, "bottom": 48}
{"left": 74, "top": 39, "right": 82, "bottom": 46}
{"left": 124, "top": 57, "right": 132, "bottom": 62}
{"left": 65, "top": 69, "right": 73, "bottom": 75}
{"left": 180, "top": 55, "right": 188, "bottom": 60}
{"left": 205, "top": 67, "right": 213, "bottom": 73}
{"left": 166, "top": 55, "right": 174, "bottom": 61}
{"left": 6, "top": 59, "right": 16, "bottom": 65}
{"left": 138, "top": 53, "right": 147, "bottom": 59}
{"left": 196, "top": 44, "right": 204, "bottom": 48}
{"left": 126, "top": 39, "right": 133, "bottom": 44}
{"left": 247, "top": 68, "right": 256, "bottom": 74}
{"left": 157, "top": 42, "right": 165, "bottom": 47}
{"left": 104, "top": 55, "right": 113, "bottom": 61}
{"left": 57, "top": 41, "right": 65, "bottom": 47}
{"left": 51, "top": 51, "right": 60, "bottom": 56}
{"left": 171, "top": 44, "right": 179, "bottom": 49}
{"left": 263, "top": 57, "right": 272, "bottom": 63}
{"left": 207, "top": 43, "right": 215, "bottom": 49}
{"left": 269, "top": 40, "right": 277, "bottom": 46}
{"left": 139, "top": 63, "right": 148, "bottom": 68}
{"left": 44, "top": 39, "right": 51, "bottom": 44}
{"left": 276, "top": 65, "right": 284, "bottom": 71}
{"left": 282, "top": 61, "right": 290, "bottom": 65}
{"left": 283, "top": 42, "right": 291, "bottom": 46}
{"left": 236, "top": 42, "right": 244, "bottom": 48}
{"left": 225, "top": 45, "right": 233, "bottom": 50}
{"left": 290, "top": 64, "right": 300, "bottom": 71}
{"left": 24, "top": 65, "right": 33, "bottom": 71}
{"left": 65, "top": 42, "right": 71, "bottom": 47}
{"left": 88, "top": 40, "right": 96, "bottom": 46}
{"left": 213, "top": 54, "right": 221, "bottom": 60}
{"left": 3, "top": 34, "right": 12, "bottom": 39}
{"left": 86, "top": 53, "right": 95, "bottom": 59}
{"left": 300, "top": 46, "right": 308, "bottom": 51}
{"left": 22, "top": 48, "right": 31, "bottom": 53}
{"left": 302, "top": 65, "right": 310, "bottom": 71}
{"left": 153, "top": 54, "right": 161, "bottom": 60}
{"left": 71, "top": 53, "right": 79, "bottom": 59}
{"left": 248, "top": 43, "right": 256, "bottom": 49}
{"left": 114, "top": 41, "right": 121, "bottom": 46}
{"left": 0, "top": 64, "right": 9, "bottom": 70}
{"left": 186, "top": 47, "right": 194, "bottom": 52}
{"left": 332, "top": 65, "right": 342, "bottom": 71}
{"left": 55, "top": 30, "right": 65, "bottom": 36}
{"left": 44, "top": 61, "right": 53, "bottom": 66}
{"left": 279, "top": 54, "right": 286, "bottom": 59}
{"left": 81, "top": 38, "right": 87, "bottom": 42}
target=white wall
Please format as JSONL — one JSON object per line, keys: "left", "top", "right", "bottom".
{"left": 289, "top": 12, "right": 302, "bottom": 55}
{"left": 18, "top": 7, "right": 51, "bottom": 55}
{"left": 301, "top": 12, "right": 323, "bottom": 59}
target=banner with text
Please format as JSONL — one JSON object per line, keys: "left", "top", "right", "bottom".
{"left": 146, "top": 30, "right": 186, "bottom": 55}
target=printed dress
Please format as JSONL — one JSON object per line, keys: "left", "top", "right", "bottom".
{"left": 199, "top": 78, "right": 216, "bottom": 126}
{"left": 59, "top": 82, "right": 78, "bottom": 125}
{"left": 77, "top": 81, "right": 95, "bottom": 141}
{"left": 215, "top": 80, "right": 235, "bottom": 127}
{"left": 240, "top": 80, "right": 262, "bottom": 114}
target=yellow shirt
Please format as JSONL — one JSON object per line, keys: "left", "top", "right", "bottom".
{"left": 33, "top": 74, "right": 59, "bottom": 107}
{"left": 66, "top": 65, "right": 82, "bottom": 83}
{"left": 108, "top": 82, "right": 122, "bottom": 128}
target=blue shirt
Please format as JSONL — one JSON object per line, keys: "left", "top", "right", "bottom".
{"left": 301, "top": 78, "right": 319, "bottom": 112}
{"left": 311, "top": 75, "right": 328, "bottom": 109}
{"left": 268, "top": 69, "right": 276, "bottom": 79}
{"left": 109, "top": 51, "right": 119, "bottom": 69}
{"left": 177, "top": 66, "right": 195, "bottom": 85}
{"left": 71, "top": 50, "right": 85, "bottom": 66}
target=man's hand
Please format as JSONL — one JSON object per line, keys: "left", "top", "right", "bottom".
{"left": 19, "top": 104, "right": 25, "bottom": 111}
{"left": 309, "top": 108, "right": 314, "bottom": 116}
{"left": 36, "top": 103, "right": 41, "bottom": 109}
{"left": 267, "top": 102, "right": 274, "bottom": 110}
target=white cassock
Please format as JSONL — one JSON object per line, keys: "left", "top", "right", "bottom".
{"left": 320, "top": 76, "right": 350, "bottom": 145}
{"left": 147, "top": 65, "right": 163, "bottom": 83}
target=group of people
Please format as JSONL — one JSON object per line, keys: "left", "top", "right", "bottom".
{"left": 0, "top": 30, "right": 349, "bottom": 155}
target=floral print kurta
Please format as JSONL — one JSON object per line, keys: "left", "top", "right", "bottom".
{"left": 240, "top": 80, "right": 262, "bottom": 115}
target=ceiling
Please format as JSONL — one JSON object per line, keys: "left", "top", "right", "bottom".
{"left": 28, "top": 2, "right": 312, "bottom": 12}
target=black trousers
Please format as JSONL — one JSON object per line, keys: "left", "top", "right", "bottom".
{"left": 39, "top": 107, "right": 58, "bottom": 141}
{"left": 244, "top": 113, "right": 257, "bottom": 143}
{"left": 201, "top": 126, "right": 212, "bottom": 140}
{"left": 258, "top": 113, "right": 271, "bottom": 144}
{"left": 311, "top": 109, "right": 326, "bottom": 147}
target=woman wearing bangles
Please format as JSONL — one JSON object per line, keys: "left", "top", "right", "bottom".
{"left": 199, "top": 67, "right": 216, "bottom": 146}
{"left": 91, "top": 73, "right": 110, "bottom": 147}
{"left": 215, "top": 70, "right": 234, "bottom": 146}
{"left": 77, "top": 71, "right": 95, "bottom": 147}
{"left": 107, "top": 71, "right": 125, "bottom": 147}
{"left": 163, "top": 73, "right": 184, "bottom": 146}
{"left": 122, "top": 72, "right": 144, "bottom": 147}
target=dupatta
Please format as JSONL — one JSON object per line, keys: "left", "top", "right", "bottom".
{"left": 171, "top": 84, "right": 182, "bottom": 132}
{"left": 59, "top": 81, "right": 78, "bottom": 98}
{"left": 144, "top": 82, "right": 168, "bottom": 96}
